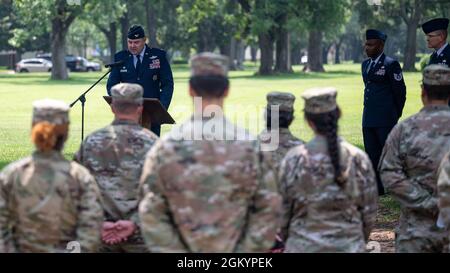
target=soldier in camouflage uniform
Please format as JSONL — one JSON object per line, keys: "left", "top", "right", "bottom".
{"left": 279, "top": 87, "right": 378, "bottom": 253}
{"left": 438, "top": 151, "right": 450, "bottom": 252}
{"left": 258, "top": 92, "right": 304, "bottom": 252}
{"left": 75, "top": 83, "right": 158, "bottom": 252}
{"left": 258, "top": 91, "right": 304, "bottom": 188}
{"left": 379, "top": 64, "right": 450, "bottom": 253}
{"left": 138, "top": 52, "right": 282, "bottom": 253}
{"left": 0, "top": 99, "right": 103, "bottom": 253}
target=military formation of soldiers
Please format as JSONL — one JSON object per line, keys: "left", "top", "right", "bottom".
{"left": 0, "top": 18, "right": 449, "bottom": 253}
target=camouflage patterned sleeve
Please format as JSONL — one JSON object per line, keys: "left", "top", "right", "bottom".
{"left": 0, "top": 167, "right": 16, "bottom": 253}
{"left": 278, "top": 150, "right": 306, "bottom": 241}
{"left": 354, "top": 152, "right": 378, "bottom": 241}
{"left": 236, "top": 148, "right": 282, "bottom": 253}
{"left": 138, "top": 143, "right": 188, "bottom": 253}
{"left": 72, "top": 164, "right": 104, "bottom": 252}
{"left": 379, "top": 125, "right": 435, "bottom": 210}
{"left": 438, "top": 152, "right": 450, "bottom": 229}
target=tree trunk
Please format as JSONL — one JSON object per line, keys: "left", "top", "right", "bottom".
{"left": 335, "top": 40, "right": 342, "bottom": 64}
{"left": 258, "top": 32, "right": 274, "bottom": 75}
{"left": 399, "top": 0, "right": 424, "bottom": 71}
{"left": 275, "top": 31, "right": 292, "bottom": 73}
{"left": 51, "top": 18, "right": 68, "bottom": 80}
{"left": 145, "top": 0, "right": 158, "bottom": 48}
{"left": 229, "top": 37, "right": 237, "bottom": 71}
{"left": 120, "top": 12, "right": 129, "bottom": 50}
{"left": 291, "top": 42, "right": 302, "bottom": 65}
{"left": 274, "top": 12, "right": 292, "bottom": 73}
{"left": 403, "top": 22, "right": 418, "bottom": 71}
{"left": 236, "top": 41, "right": 245, "bottom": 70}
{"left": 107, "top": 23, "right": 117, "bottom": 62}
{"left": 351, "top": 38, "right": 363, "bottom": 63}
{"left": 322, "top": 44, "right": 329, "bottom": 65}
{"left": 305, "top": 30, "right": 324, "bottom": 72}
{"left": 250, "top": 46, "right": 257, "bottom": 62}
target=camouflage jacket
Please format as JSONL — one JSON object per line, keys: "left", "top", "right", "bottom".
{"left": 438, "top": 151, "right": 450, "bottom": 231}
{"left": 75, "top": 119, "right": 158, "bottom": 224}
{"left": 379, "top": 105, "right": 450, "bottom": 234}
{"left": 279, "top": 136, "right": 378, "bottom": 253}
{"left": 258, "top": 128, "right": 304, "bottom": 190}
{"left": 0, "top": 151, "right": 103, "bottom": 253}
{"left": 138, "top": 115, "right": 282, "bottom": 253}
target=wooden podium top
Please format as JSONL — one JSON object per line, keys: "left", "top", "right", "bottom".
{"left": 103, "top": 96, "right": 175, "bottom": 125}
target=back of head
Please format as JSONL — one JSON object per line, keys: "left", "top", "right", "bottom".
{"left": 111, "top": 83, "right": 143, "bottom": 114}
{"left": 189, "top": 52, "right": 230, "bottom": 99}
{"left": 422, "top": 64, "right": 450, "bottom": 101}
{"left": 265, "top": 91, "right": 296, "bottom": 129}
{"left": 31, "top": 99, "right": 70, "bottom": 152}
{"left": 302, "top": 87, "right": 345, "bottom": 187}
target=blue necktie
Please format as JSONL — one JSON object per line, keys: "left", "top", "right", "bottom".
{"left": 136, "top": 54, "right": 142, "bottom": 75}
{"left": 366, "top": 60, "right": 374, "bottom": 74}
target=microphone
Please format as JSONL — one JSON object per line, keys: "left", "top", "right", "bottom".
{"left": 105, "top": 60, "right": 125, "bottom": 68}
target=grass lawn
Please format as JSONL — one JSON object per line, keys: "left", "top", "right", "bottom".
{"left": 2, "top": 62, "right": 417, "bottom": 251}
{"left": 0, "top": 62, "right": 423, "bottom": 169}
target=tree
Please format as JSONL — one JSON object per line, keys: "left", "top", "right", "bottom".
{"left": 145, "top": 0, "right": 159, "bottom": 47}
{"left": 12, "top": 0, "right": 88, "bottom": 79}
{"left": 301, "top": 0, "right": 349, "bottom": 72}
{"left": 177, "top": 0, "right": 248, "bottom": 69}
{"left": 274, "top": 0, "right": 293, "bottom": 73}
{"left": 83, "top": 0, "right": 125, "bottom": 62}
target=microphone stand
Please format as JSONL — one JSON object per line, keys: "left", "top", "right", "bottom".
{"left": 70, "top": 67, "right": 112, "bottom": 143}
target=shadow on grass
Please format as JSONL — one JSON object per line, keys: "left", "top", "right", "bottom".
{"left": 0, "top": 161, "right": 10, "bottom": 170}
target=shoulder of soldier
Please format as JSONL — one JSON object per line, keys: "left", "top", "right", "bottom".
{"left": 69, "top": 161, "right": 95, "bottom": 183}
{"left": 83, "top": 125, "right": 114, "bottom": 144}
{"left": 384, "top": 55, "right": 400, "bottom": 67}
{"left": 138, "top": 127, "right": 159, "bottom": 141}
{"left": 148, "top": 47, "right": 168, "bottom": 58}
{"left": 443, "top": 44, "right": 450, "bottom": 56}
{"left": 340, "top": 140, "right": 370, "bottom": 162}
{"left": 284, "top": 143, "right": 308, "bottom": 161}
{"left": 148, "top": 46, "right": 167, "bottom": 56}
{"left": 114, "top": 50, "right": 130, "bottom": 60}
{"left": 0, "top": 156, "right": 33, "bottom": 180}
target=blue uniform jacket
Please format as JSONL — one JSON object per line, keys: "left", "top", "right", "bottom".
{"left": 106, "top": 45, "right": 174, "bottom": 110}
{"left": 428, "top": 44, "right": 450, "bottom": 67}
{"left": 361, "top": 53, "right": 406, "bottom": 127}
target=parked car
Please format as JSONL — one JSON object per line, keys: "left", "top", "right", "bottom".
{"left": 36, "top": 53, "right": 101, "bottom": 72}
{"left": 81, "top": 57, "right": 102, "bottom": 72}
{"left": 16, "top": 58, "right": 52, "bottom": 73}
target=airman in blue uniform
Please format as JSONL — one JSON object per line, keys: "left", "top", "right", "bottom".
{"left": 107, "top": 25, "right": 174, "bottom": 136}
{"left": 422, "top": 18, "right": 450, "bottom": 107}
{"left": 361, "top": 29, "right": 407, "bottom": 195}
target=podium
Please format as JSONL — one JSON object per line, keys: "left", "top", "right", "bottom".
{"left": 103, "top": 96, "right": 175, "bottom": 130}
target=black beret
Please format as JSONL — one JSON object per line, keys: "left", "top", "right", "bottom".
{"left": 127, "top": 25, "right": 145, "bottom": 39}
{"left": 366, "top": 29, "right": 387, "bottom": 41}
{"left": 422, "top": 18, "right": 449, "bottom": 34}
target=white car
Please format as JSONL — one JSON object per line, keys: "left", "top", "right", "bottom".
{"left": 16, "top": 58, "right": 52, "bottom": 73}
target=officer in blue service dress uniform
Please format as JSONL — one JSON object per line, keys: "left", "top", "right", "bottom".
{"left": 422, "top": 18, "right": 450, "bottom": 107}
{"left": 107, "top": 25, "right": 174, "bottom": 136}
{"left": 361, "top": 29, "right": 407, "bottom": 195}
